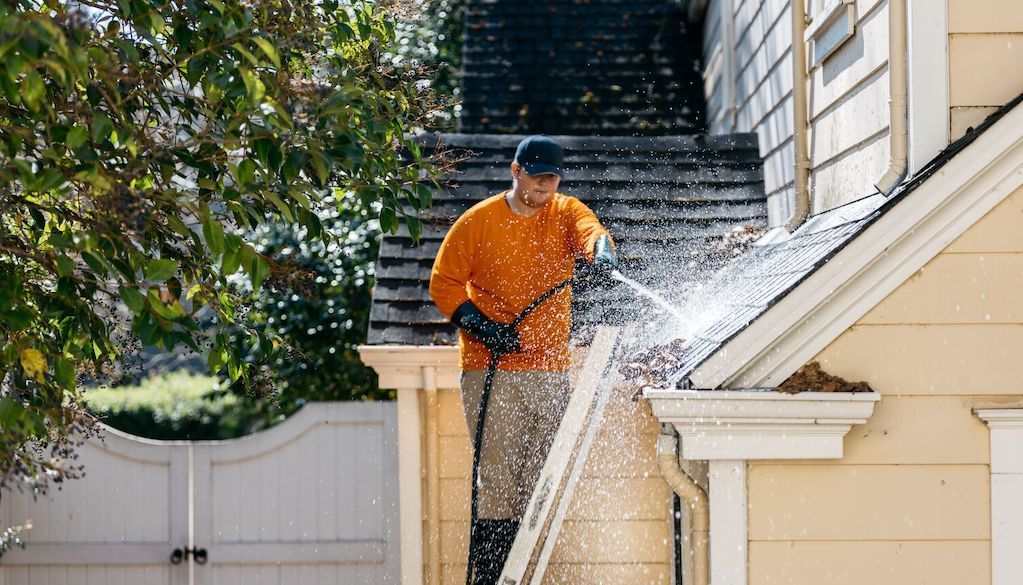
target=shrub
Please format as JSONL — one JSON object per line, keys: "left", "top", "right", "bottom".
{"left": 83, "top": 373, "right": 254, "bottom": 440}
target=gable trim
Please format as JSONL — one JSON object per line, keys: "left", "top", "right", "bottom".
{"left": 690, "top": 99, "right": 1023, "bottom": 388}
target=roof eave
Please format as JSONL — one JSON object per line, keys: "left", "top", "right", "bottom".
{"left": 689, "top": 98, "right": 1023, "bottom": 389}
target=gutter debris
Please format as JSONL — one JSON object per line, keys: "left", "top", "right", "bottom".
{"left": 776, "top": 362, "right": 873, "bottom": 394}
{"left": 620, "top": 338, "right": 689, "bottom": 392}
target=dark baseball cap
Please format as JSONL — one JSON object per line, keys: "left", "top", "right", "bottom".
{"left": 514, "top": 135, "right": 565, "bottom": 178}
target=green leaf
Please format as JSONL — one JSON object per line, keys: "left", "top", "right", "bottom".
{"left": 1, "top": 307, "right": 33, "bottom": 331}
{"left": 22, "top": 70, "right": 44, "bottom": 110}
{"left": 0, "top": 397, "right": 25, "bottom": 428}
{"left": 265, "top": 191, "right": 294, "bottom": 222}
{"left": 91, "top": 112, "right": 114, "bottom": 143}
{"left": 82, "top": 250, "right": 110, "bottom": 275}
{"left": 239, "top": 67, "right": 265, "bottom": 104}
{"left": 207, "top": 346, "right": 228, "bottom": 373}
{"left": 119, "top": 287, "right": 146, "bottom": 314}
{"left": 309, "top": 151, "right": 330, "bottom": 186}
{"left": 150, "top": 297, "right": 186, "bottom": 321}
{"left": 252, "top": 37, "right": 281, "bottom": 68}
{"left": 249, "top": 255, "right": 269, "bottom": 291}
{"left": 237, "top": 158, "right": 256, "bottom": 186}
{"left": 406, "top": 214, "right": 421, "bottom": 241}
{"left": 281, "top": 150, "right": 307, "bottom": 184}
{"left": 55, "top": 254, "right": 75, "bottom": 277}
{"left": 66, "top": 125, "right": 88, "bottom": 150}
{"left": 416, "top": 183, "right": 433, "bottom": 208}
{"left": 33, "top": 168, "right": 65, "bottom": 192}
{"left": 202, "top": 217, "right": 226, "bottom": 257}
{"left": 144, "top": 258, "right": 178, "bottom": 281}
{"left": 222, "top": 234, "right": 243, "bottom": 275}
{"left": 48, "top": 232, "right": 73, "bottom": 249}
{"left": 53, "top": 357, "right": 75, "bottom": 390}
{"left": 232, "top": 43, "right": 260, "bottom": 67}
{"left": 379, "top": 206, "right": 398, "bottom": 234}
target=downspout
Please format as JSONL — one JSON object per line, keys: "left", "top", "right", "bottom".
{"left": 423, "top": 367, "right": 442, "bottom": 585}
{"left": 786, "top": 0, "right": 811, "bottom": 232}
{"left": 875, "top": 0, "right": 909, "bottom": 194}
{"left": 657, "top": 425, "right": 709, "bottom": 585}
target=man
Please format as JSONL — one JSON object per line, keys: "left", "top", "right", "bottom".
{"left": 429, "top": 135, "right": 618, "bottom": 584}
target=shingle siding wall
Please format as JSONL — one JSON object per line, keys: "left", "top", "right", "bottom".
{"left": 460, "top": 0, "right": 705, "bottom": 135}
{"left": 701, "top": 0, "right": 793, "bottom": 227}
{"left": 700, "top": 0, "right": 905, "bottom": 226}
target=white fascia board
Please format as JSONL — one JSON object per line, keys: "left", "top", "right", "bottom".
{"left": 690, "top": 100, "right": 1023, "bottom": 389}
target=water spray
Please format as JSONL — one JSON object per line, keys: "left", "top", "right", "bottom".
{"left": 466, "top": 269, "right": 691, "bottom": 584}
{"left": 610, "top": 269, "right": 691, "bottom": 332}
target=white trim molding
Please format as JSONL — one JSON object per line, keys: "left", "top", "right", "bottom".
{"left": 359, "top": 344, "right": 460, "bottom": 585}
{"left": 646, "top": 390, "right": 881, "bottom": 460}
{"left": 359, "top": 345, "right": 460, "bottom": 389}
{"left": 975, "top": 409, "right": 1023, "bottom": 585}
{"left": 708, "top": 460, "right": 747, "bottom": 585}
{"left": 646, "top": 390, "right": 880, "bottom": 585}
{"left": 690, "top": 98, "right": 1023, "bottom": 389}
{"left": 907, "top": 0, "right": 950, "bottom": 174}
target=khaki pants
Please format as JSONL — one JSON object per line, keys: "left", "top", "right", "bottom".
{"left": 461, "top": 369, "right": 571, "bottom": 520}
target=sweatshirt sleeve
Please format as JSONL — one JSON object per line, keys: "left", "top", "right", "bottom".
{"left": 566, "top": 197, "right": 612, "bottom": 262}
{"left": 429, "top": 213, "right": 477, "bottom": 320}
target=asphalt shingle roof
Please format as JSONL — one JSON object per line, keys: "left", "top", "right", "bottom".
{"left": 460, "top": 0, "right": 704, "bottom": 135}
{"left": 367, "top": 133, "right": 767, "bottom": 345}
{"left": 663, "top": 91, "right": 1023, "bottom": 388}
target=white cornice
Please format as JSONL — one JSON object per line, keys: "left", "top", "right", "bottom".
{"left": 358, "top": 345, "right": 459, "bottom": 389}
{"left": 690, "top": 99, "right": 1023, "bottom": 389}
{"left": 645, "top": 390, "right": 880, "bottom": 460}
{"left": 976, "top": 409, "right": 1023, "bottom": 428}
{"left": 358, "top": 345, "right": 458, "bottom": 366}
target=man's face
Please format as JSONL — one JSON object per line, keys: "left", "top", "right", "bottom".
{"left": 511, "top": 162, "right": 561, "bottom": 207}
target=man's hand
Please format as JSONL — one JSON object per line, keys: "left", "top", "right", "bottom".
{"left": 592, "top": 234, "right": 619, "bottom": 284}
{"left": 451, "top": 301, "right": 522, "bottom": 356}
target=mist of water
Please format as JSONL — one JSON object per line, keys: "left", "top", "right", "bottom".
{"left": 610, "top": 270, "right": 694, "bottom": 339}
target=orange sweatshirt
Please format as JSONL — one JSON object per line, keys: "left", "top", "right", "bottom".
{"left": 430, "top": 191, "right": 610, "bottom": 372}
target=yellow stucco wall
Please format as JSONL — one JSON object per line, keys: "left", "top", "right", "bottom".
{"left": 948, "top": 0, "right": 1023, "bottom": 139}
{"left": 746, "top": 183, "right": 1023, "bottom": 584}
{"left": 429, "top": 379, "right": 673, "bottom": 585}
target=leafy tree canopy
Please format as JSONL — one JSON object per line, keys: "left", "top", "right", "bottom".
{"left": 0, "top": 0, "right": 444, "bottom": 497}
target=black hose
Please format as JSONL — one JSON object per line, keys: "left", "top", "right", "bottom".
{"left": 466, "top": 277, "right": 573, "bottom": 585}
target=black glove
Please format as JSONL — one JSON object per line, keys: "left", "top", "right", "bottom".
{"left": 592, "top": 234, "right": 619, "bottom": 284}
{"left": 451, "top": 301, "right": 521, "bottom": 356}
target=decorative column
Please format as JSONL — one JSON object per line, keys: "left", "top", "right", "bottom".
{"left": 975, "top": 409, "right": 1023, "bottom": 585}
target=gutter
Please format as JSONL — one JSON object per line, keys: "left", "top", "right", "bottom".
{"left": 657, "top": 425, "right": 709, "bottom": 585}
{"left": 875, "top": 0, "right": 909, "bottom": 194}
{"left": 786, "top": 0, "right": 811, "bottom": 232}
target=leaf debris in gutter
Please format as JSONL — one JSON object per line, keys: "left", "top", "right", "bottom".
{"left": 776, "top": 362, "right": 873, "bottom": 394}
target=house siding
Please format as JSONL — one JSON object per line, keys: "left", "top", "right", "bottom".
{"left": 703, "top": 0, "right": 794, "bottom": 226}
{"left": 745, "top": 184, "right": 1023, "bottom": 584}
{"left": 699, "top": 0, "right": 892, "bottom": 225}
{"left": 948, "top": 0, "right": 1023, "bottom": 140}
{"left": 431, "top": 379, "right": 673, "bottom": 585}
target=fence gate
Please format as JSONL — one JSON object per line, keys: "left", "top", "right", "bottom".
{"left": 0, "top": 402, "right": 399, "bottom": 585}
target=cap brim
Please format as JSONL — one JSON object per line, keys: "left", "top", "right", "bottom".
{"left": 523, "top": 162, "right": 564, "bottom": 178}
